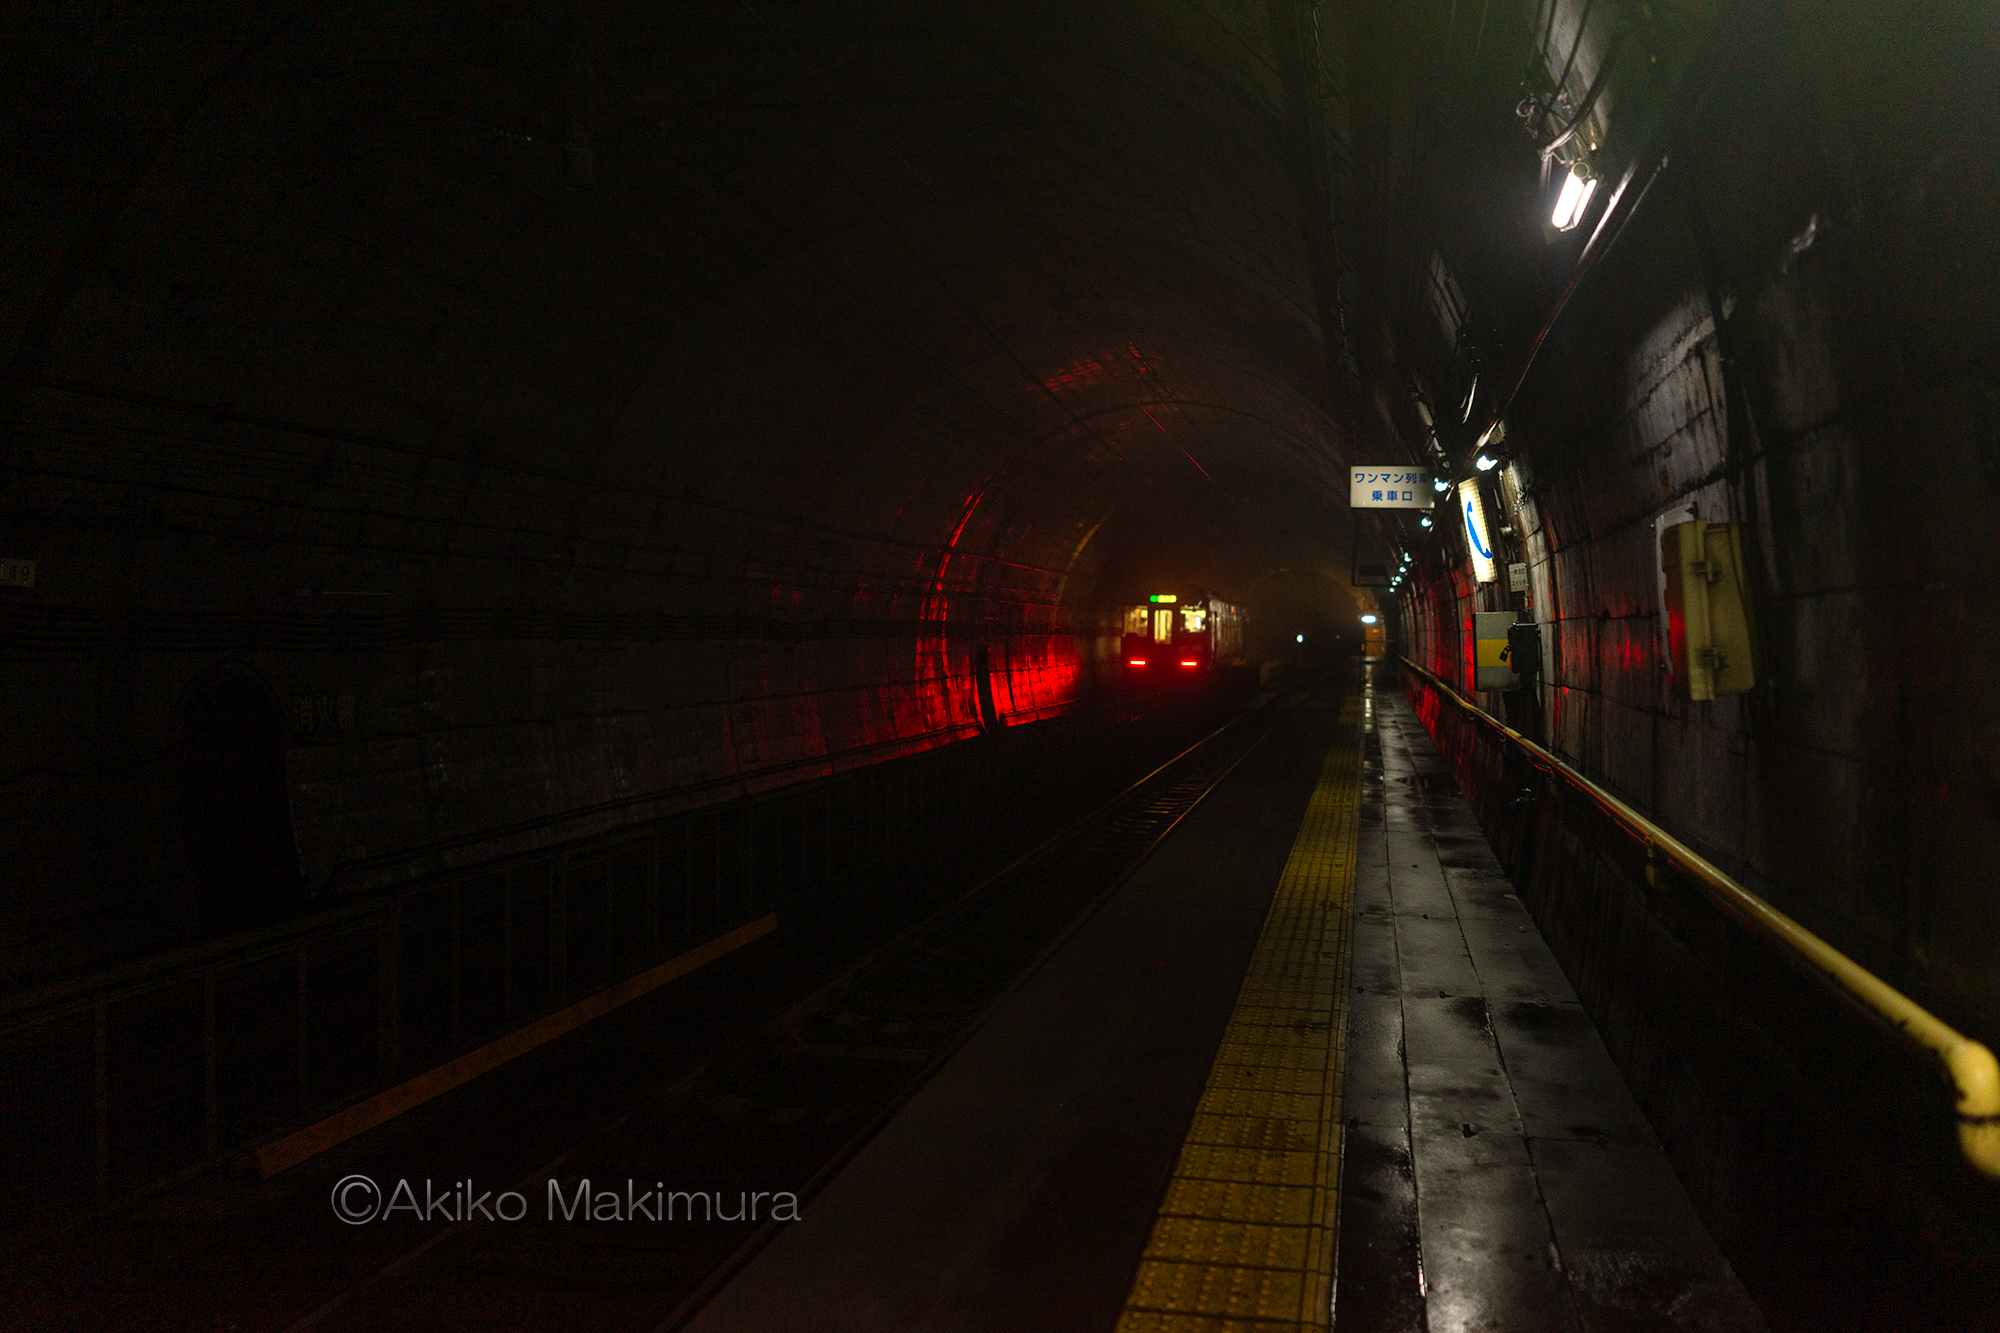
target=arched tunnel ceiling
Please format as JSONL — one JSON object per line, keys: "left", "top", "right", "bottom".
{"left": 4, "top": 2, "right": 1358, "bottom": 612}
{"left": 6, "top": 0, "right": 2000, "bottom": 1067}
{"left": 0, "top": 0, "right": 1408, "bottom": 909}
{"left": 10, "top": 2, "right": 2000, "bottom": 1308}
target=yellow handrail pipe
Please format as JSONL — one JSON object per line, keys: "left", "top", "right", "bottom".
{"left": 1398, "top": 656, "right": 2000, "bottom": 1178}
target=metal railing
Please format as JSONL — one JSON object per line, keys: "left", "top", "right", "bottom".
{"left": 1398, "top": 655, "right": 2000, "bottom": 1178}
{"left": 0, "top": 729, "right": 1003, "bottom": 1238}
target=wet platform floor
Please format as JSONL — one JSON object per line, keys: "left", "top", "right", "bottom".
{"left": 1334, "top": 680, "right": 1765, "bottom": 1332}
{"left": 684, "top": 667, "right": 1766, "bottom": 1331}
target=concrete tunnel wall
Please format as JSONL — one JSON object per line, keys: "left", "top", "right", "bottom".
{"left": 4, "top": 0, "right": 1994, "bottom": 1129}
{"left": 1383, "top": 4, "right": 2000, "bottom": 1049}
{"left": 0, "top": 2, "right": 1361, "bottom": 960}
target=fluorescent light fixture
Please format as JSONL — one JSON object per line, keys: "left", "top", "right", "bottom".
{"left": 1459, "top": 479, "right": 1498, "bottom": 584}
{"left": 1475, "top": 454, "right": 1499, "bottom": 471}
{"left": 1551, "top": 167, "right": 1598, "bottom": 231}
{"left": 1360, "top": 614, "right": 1379, "bottom": 624}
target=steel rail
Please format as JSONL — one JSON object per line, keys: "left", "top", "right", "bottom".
{"left": 1398, "top": 655, "right": 2000, "bottom": 1177}
{"left": 275, "top": 682, "right": 1312, "bottom": 1332}
{"left": 650, "top": 687, "right": 1302, "bottom": 1333}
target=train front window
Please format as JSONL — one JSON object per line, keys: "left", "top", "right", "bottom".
{"left": 1181, "top": 608, "right": 1206, "bottom": 633}
{"left": 1152, "top": 609, "right": 1173, "bottom": 642}
{"left": 1125, "top": 606, "right": 1149, "bottom": 636}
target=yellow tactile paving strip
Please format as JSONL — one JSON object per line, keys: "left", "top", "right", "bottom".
{"left": 1117, "top": 695, "right": 1361, "bottom": 1333}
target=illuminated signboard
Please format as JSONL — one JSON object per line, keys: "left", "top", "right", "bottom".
{"left": 1459, "top": 480, "right": 1498, "bottom": 584}
{"left": 1350, "top": 467, "right": 1434, "bottom": 509}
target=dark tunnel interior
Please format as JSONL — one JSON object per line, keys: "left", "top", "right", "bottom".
{"left": 2, "top": 1, "right": 1997, "bottom": 1329}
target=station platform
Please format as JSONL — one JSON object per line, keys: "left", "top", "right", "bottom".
{"left": 685, "top": 667, "right": 1767, "bottom": 1332}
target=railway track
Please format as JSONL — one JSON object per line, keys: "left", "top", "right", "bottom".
{"left": 144, "top": 684, "right": 1315, "bottom": 1332}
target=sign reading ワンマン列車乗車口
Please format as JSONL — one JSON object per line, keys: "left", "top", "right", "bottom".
{"left": 1349, "top": 468, "right": 1433, "bottom": 509}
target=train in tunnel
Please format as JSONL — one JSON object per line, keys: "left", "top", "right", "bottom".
{"left": 3, "top": 0, "right": 1998, "bottom": 1326}
{"left": 1118, "top": 593, "right": 1246, "bottom": 679}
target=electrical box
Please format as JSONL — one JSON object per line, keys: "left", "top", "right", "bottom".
{"left": 1506, "top": 623, "right": 1542, "bottom": 677}
{"left": 1661, "top": 519, "right": 1758, "bottom": 701}
{"left": 1473, "top": 611, "right": 1519, "bottom": 690}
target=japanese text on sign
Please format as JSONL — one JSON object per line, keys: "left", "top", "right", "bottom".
{"left": 1348, "top": 468, "right": 1434, "bottom": 509}
{"left": 292, "top": 694, "right": 358, "bottom": 736}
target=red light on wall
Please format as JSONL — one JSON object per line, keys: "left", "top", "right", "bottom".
{"left": 1129, "top": 658, "right": 1147, "bottom": 667}
{"left": 1180, "top": 659, "right": 1198, "bottom": 667}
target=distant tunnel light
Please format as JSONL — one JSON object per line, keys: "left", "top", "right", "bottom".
{"left": 1551, "top": 167, "right": 1598, "bottom": 231}
{"left": 1296, "top": 634, "right": 1304, "bottom": 643}
{"left": 1360, "top": 614, "right": 1379, "bottom": 624}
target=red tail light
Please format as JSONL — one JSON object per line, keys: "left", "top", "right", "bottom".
{"left": 1128, "top": 658, "right": 1147, "bottom": 667}
{"left": 1180, "top": 659, "right": 1198, "bottom": 667}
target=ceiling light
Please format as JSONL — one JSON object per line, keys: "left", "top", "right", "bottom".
{"left": 1475, "top": 454, "right": 1499, "bottom": 471}
{"left": 1551, "top": 166, "right": 1598, "bottom": 231}
{"left": 1433, "top": 476, "right": 1451, "bottom": 493}
{"left": 1360, "top": 614, "right": 1378, "bottom": 624}
{"left": 1459, "top": 478, "right": 1499, "bottom": 584}
{"left": 1420, "top": 517, "right": 1433, "bottom": 528}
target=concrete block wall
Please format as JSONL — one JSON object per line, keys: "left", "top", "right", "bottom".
{"left": 1396, "top": 0, "right": 2000, "bottom": 1049}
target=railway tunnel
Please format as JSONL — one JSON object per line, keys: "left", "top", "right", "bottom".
{"left": 1, "top": 2, "right": 1996, "bottom": 1329}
